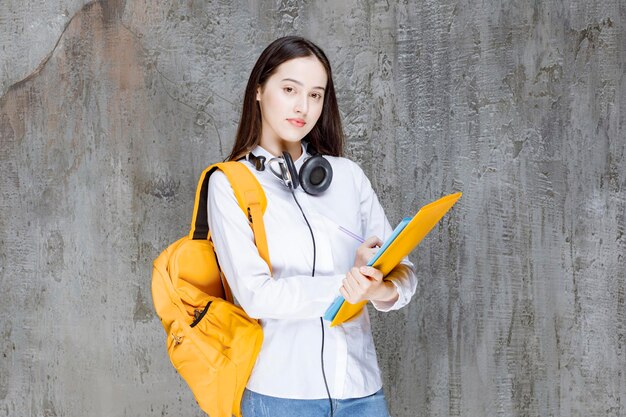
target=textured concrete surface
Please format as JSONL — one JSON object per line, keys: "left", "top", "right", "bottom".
{"left": 0, "top": 1, "right": 624, "bottom": 416}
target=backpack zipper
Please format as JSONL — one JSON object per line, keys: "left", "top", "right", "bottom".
{"left": 190, "top": 301, "right": 212, "bottom": 328}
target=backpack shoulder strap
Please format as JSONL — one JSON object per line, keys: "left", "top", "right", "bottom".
{"left": 188, "top": 161, "right": 272, "bottom": 274}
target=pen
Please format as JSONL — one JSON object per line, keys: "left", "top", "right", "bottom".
{"left": 338, "top": 225, "right": 365, "bottom": 243}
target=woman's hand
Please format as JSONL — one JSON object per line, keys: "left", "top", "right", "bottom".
{"left": 353, "top": 236, "right": 383, "bottom": 268}
{"left": 340, "top": 266, "right": 399, "bottom": 305}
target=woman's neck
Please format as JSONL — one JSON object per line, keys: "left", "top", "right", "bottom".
{"left": 259, "top": 139, "right": 303, "bottom": 161}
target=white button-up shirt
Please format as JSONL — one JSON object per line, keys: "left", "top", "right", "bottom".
{"left": 207, "top": 142, "right": 417, "bottom": 400}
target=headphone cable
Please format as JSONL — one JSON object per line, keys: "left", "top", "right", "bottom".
{"left": 320, "top": 317, "right": 332, "bottom": 416}
{"left": 290, "top": 190, "right": 334, "bottom": 417}
{"left": 289, "top": 190, "right": 316, "bottom": 277}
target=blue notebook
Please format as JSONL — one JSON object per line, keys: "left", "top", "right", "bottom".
{"left": 323, "top": 217, "right": 413, "bottom": 322}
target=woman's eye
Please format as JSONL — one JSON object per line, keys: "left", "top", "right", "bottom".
{"left": 311, "top": 93, "right": 322, "bottom": 100}
{"left": 283, "top": 87, "right": 294, "bottom": 93}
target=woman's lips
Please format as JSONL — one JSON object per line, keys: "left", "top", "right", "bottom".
{"left": 287, "top": 118, "right": 306, "bottom": 127}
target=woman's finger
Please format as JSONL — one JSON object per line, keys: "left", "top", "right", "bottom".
{"left": 344, "top": 273, "right": 360, "bottom": 296}
{"left": 339, "top": 286, "right": 351, "bottom": 302}
{"left": 363, "top": 236, "right": 383, "bottom": 248}
{"left": 359, "top": 266, "right": 383, "bottom": 282}
{"left": 348, "top": 268, "right": 368, "bottom": 289}
{"left": 340, "top": 286, "right": 359, "bottom": 304}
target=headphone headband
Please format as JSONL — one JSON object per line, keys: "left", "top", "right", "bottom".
{"left": 246, "top": 152, "right": 266, "bottom": 171}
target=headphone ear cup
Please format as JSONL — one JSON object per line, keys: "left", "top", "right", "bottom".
{"left": 299, "top": 155, "right": 333, "bottom": 195}
{"left": 281, "top": 151, "right": 300, "bottom": 190}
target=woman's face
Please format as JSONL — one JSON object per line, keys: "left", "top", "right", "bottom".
{"left": 256, "top": 56, "right": 327, "bottom": 155}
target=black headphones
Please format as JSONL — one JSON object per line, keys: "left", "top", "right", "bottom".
{"left": 247, "top": 144, "right": 333, "bottom": 195}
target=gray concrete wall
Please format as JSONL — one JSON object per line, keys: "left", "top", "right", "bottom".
{"left": 0, "top": 0, "right": 624, "bottom": 416}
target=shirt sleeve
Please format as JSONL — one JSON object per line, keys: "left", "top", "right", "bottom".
{"left": 207, "top": 170, "right": 344, "bottom": 320}
{"left": 351, "top": 161, "right": 418, "bottom": 312}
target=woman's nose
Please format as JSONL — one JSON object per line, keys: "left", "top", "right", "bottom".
{"left": 294, "top": 94, "right": 308, "bottom": 115}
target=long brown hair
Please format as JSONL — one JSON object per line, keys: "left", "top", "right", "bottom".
{"left": 226, "top": 36, "right": 345, "bottom": 162}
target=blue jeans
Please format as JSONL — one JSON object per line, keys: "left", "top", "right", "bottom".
{"left": 241, "top": 388, "right": 391, "bottom": 417}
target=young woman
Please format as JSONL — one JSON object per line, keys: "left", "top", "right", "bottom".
{"left": 207, "top": 36, "right": 417, "bottom": 417}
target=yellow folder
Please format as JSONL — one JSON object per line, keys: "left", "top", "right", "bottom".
{"left": 329, "top": 192, "right": 462, "bottom": 327}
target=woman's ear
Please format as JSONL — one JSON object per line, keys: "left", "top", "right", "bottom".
{"left": 256, "top": 86, "right": 261, "bottom": 101}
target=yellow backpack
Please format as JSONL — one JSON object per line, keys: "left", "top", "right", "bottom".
{"left": 151, "top": 161, "right": 271, "bottom": 417}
